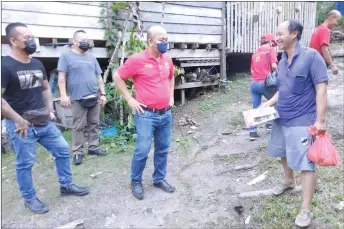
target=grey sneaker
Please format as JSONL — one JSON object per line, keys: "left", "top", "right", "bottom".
{"left": 295, "top": 210, "right": 313, "bottom": 227}
{"left": 272, "top": 182, "right": 295, "bottom": 196}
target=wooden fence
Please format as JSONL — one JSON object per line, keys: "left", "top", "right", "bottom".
{"left": 226, "top": 2, "right": 317, "bottom": 53}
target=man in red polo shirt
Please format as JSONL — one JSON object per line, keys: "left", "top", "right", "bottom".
{"left": 310, "top": 10, "right": 341, "bottom": 75}
{"left": 113, "top": 25, "right": 175, "bottom": 200}
{"left": 248, "top": 33, "right": 278, "bottom": 140}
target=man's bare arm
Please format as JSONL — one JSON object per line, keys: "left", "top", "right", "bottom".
{"left": 113, "top": 71, "right": 134, "bottom": 101}
{"left": 266, "top": 91, "right": 279, "bottom": 107}
{"left": 98, "top": 75, "right": 106, "bottom": 95}
{"left": 58, "top": 71, "right": 68, "bottom": 97}
{"left": 42, "top": 80, "right": 54, "bottom": 112}
{"left": 1, "top": 88, "right": 22, "bottom": 122}
{"left": 271, "top": 63, "right": 278, "bottom": 72}
{"left": 169, "top": 77, "right": 174, "bottom": 99}
{"left": 315, "top": 82, "right": 327, "bottom": 123}
{"left": 321, "top": 45, "right": 333, "bottom": 67}
{"left": 113, "top": 70, "right": 145, "bottom": 113}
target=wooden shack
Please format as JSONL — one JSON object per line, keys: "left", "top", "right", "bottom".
{"left": 1, "top": 1, "right": 223, "bottom": 59}
{"left": 1, "top": 1, "right": 225, "bottom": 105}
{"left": 1, "top": 1, "right": 317, "bottom": 106}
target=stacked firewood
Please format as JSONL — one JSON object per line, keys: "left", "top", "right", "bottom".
{"left": 331, "top": 30, "right": 344, "bottom": 42}
{"left": 184, "top": 68, "right": 220, "bottom": 83}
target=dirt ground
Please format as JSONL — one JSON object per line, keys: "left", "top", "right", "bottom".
{"left": 1, "top": 57, "right": 343, "bottom": 228}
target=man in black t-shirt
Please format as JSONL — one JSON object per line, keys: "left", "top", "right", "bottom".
{"left": 1, "top": 22, "right": 89, "bottom": 214}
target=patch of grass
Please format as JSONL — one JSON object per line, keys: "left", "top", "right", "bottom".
{"left": 228, "top": 112, "right": 245, "bottom": 129}
{"left": 215, "top": 155, "right": 236, "bottom": 164}
{"left": 198, "top": 73, "right": 251, "bottom": 113}
{"left": 199, "top": 93, "right": 228, "bottom": 112}
{"left": 252, "top": 143, "right": 344, "bottom": 228}
{"left": 335, "top": 194, "right": 344, "bottom": 201}
{"left": 62, "top": 130, "right": 72, "bottom": 144}
{"left": 60, "top": 129, "right": 135, "bottom": 155}
{"left": 178, "top": 137, "right": 191, "bottom": 149}
{"left": 252, "top": 195, "right": 301, "bottom": 228}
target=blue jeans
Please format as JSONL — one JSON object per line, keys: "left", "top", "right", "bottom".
{"left": 5, "top": 120, "right": 73, "bottom": 201}
{"left": 250, "top": 81, "right": 276, "bottom": 132}
{"left": 131, "top": 110, "right": 172, "bottom": 183}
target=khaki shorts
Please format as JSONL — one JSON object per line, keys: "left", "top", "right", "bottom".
{"left": 267, "top": 119, "right": 316, "bottom": 171}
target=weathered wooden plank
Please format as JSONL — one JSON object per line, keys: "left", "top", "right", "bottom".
{"left": 1, "top": 2, "right": 102, "bottom": 17}
{"left": 247, "top": 2, "right": 251, "bottom": 53}
{"left": 137, "top": 11, "right": 222, "bottom": 25}
{"left": 168, "top": 2, "right": 222, "bottom": 9}
{"left": 234, "top": 2, "right": 238, "bottom": 53}
{"left": 304, "top": 4, "right": 308, "bottom": 44}
{"left": 1, "top": 23, "right": 222, "bottom": 44}
{"left": 244, "top": 2, "right": 247, "bottom": 53}
{"left": 230, "top": 2, "right": 234, "bottom": 52}
{"left": 139, "top": 2, "right": 221, "bottom": 18}
{"left": 226, "top": 2, "right": 230, "bottom": 51}
{"left": 164, "top": 33, "right": 222, "bottom": 44}
{"left": 261, "top": 2, "right": 265, "bottom": 36}
{"left": 175, "top": 80, "right": 219, "bottom": 90}
{"left": 2, "top": 9, "right": 222, "bottom": 30}
{"left": 1, "top": 23, "right": 105, "bottom": 40}
{"left": 253, "top": 3, "right": 258, "bottom": 51}
{"left": 1, "top": 44, "right": 221, "bottom": 58}
{"left": 68, "top": 2, "right": 101, "bottom": 6}
{"left": 258, "top": 2, "right": 262, "bottom": 51}
{"left": 55, "top": 219, "right": 85, "bottom": 229}
{"left": 2, "top": 10, "right": 103, "bottom": 29}
{"left": 240, "top": 2, "right": 244, "bottom": 53}
{"left": 140, "top": 23, "right": 222, "bottom": 35}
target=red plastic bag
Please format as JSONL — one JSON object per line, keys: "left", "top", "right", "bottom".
{"left": 307, "top": 126, "right": 340, "bottom": 166}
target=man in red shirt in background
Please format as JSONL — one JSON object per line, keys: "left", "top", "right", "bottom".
{"left": 249, "top": 33, "right": 278, "bottom": 141}
{"left": 113, "top": 25, "right": 175, "bottom": 200}
{"left": 310, "top": 10, "right": 342, "bottom": 75}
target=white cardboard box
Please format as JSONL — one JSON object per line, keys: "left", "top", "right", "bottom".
{"left": 242, "top": 107, "right": 279, "bottom": 128}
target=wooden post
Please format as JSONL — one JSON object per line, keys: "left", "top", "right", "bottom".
{"left": 220, "top": 1, "right": 227, "bottom": 89}
{"left": 169, "top": 42, "right": 175, "bottom": 49}
{"left": 34, "top": 37, "right": 40, "bottom": 53}
{"left": 192, "top": 43, "right": 199, "bottom": 50}
{"left": 181, "top": 89, "right": 185, "bottom": 105}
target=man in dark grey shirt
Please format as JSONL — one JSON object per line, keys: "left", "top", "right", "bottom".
{"left": 58, "top": 30, "right": 107, "bottom": 165}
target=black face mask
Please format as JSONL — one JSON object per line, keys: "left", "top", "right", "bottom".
{"left": 79, "top": 41, "right": 90, "bottom": 51}
{"left": 23, "top": 39, "right": 37, "bottom": 55}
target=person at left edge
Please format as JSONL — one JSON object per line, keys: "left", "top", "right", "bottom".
{"left": 1, "top": 22, "right": 89, "bottom": 214}
{"left": 58, "top": 30, "right": 107, "bottom": 165}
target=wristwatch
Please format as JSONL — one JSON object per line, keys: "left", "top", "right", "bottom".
{"left": 100, "top": 94, "right": 106, "bottom": 97}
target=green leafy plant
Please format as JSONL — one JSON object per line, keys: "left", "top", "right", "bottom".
{"left": 316, "top": 2, "right": 335, "bottom": 26}
{"left": 99, "top": 2, "right": 146, "bottom": 145}
{"left": 174, "top": 66, "right": 184, "bottom": 78}
{"left": 124, "top": 29, "right": 147, "bottom": 56}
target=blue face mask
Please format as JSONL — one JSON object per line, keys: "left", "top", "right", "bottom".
{"left": 157, "top": 41, "right": 168, "bottom": 54}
